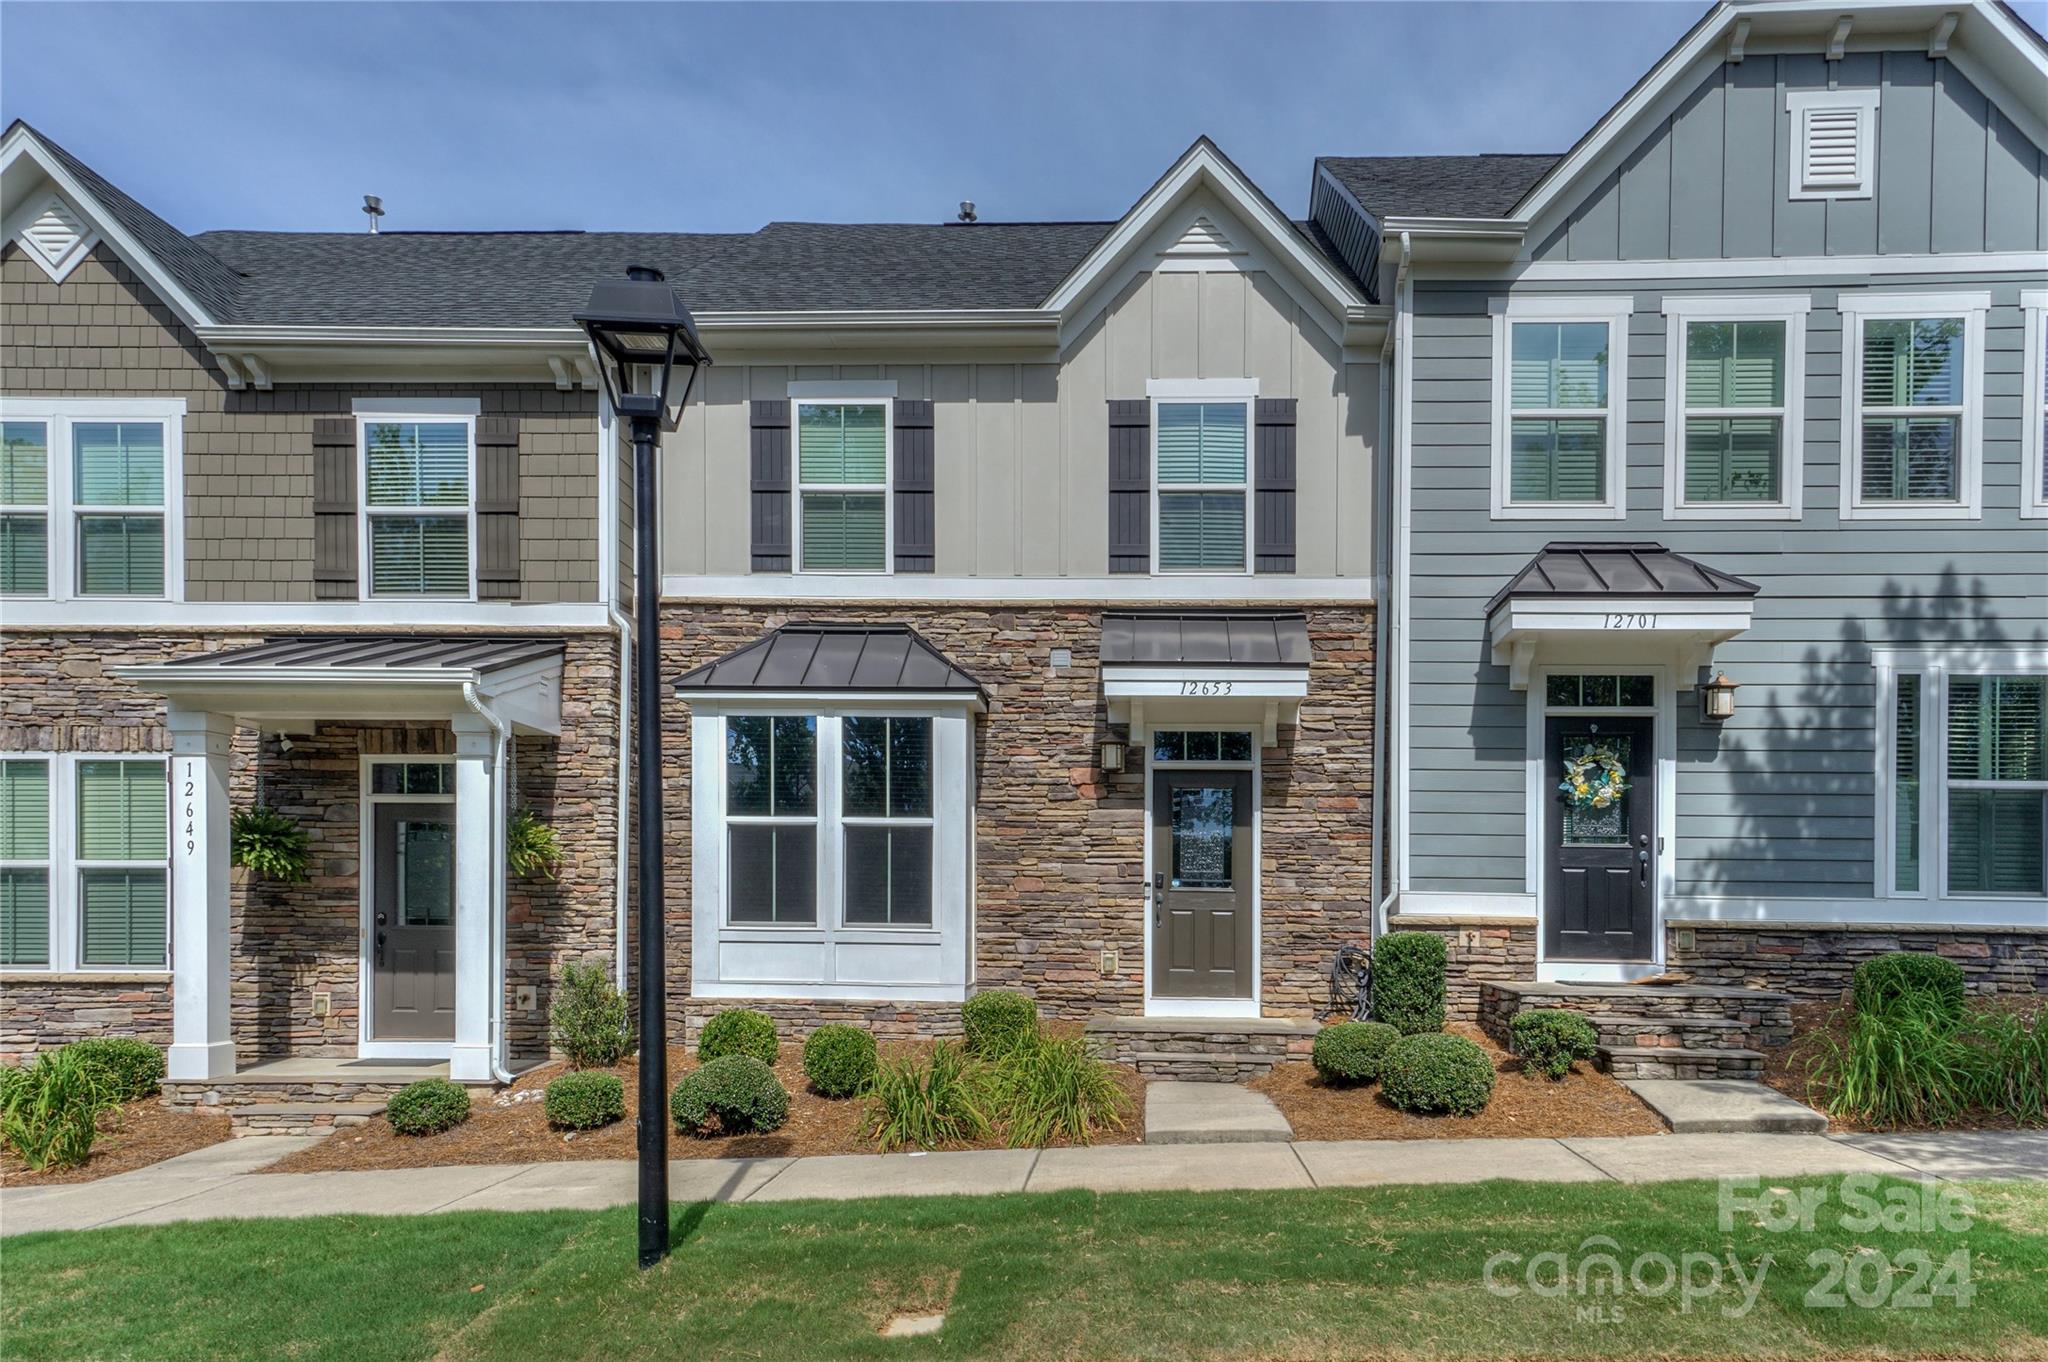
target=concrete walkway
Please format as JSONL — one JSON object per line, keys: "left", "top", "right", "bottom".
{"left": 4, "top": 1129, "right": 2043, "bottom": 1237}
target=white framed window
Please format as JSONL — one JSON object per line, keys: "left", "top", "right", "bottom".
{"left": 0, "top": 398, "right": 185, "bottom": 601}
{"left": 358, "top": 414, "right": 476, "bottom": 598}
{"left": 841, "top": 716, "right": 934, "bottom": 927}
{"left": 723, "top": 715, "right": 819, "bottom": 925}
{"left": 1148, "top": 380, "right": 1254, "bottom": 573}
{"left": 1838, "top": 292, "right": 1988, "bottom": 521}
{"left": 2022, "top": 291, "right": 2047, "bottom": 520}
{"left": 1876, "top": 652, "right": 2047, "bottom": 905}
{"left": 795, "top": 401, "right": 890, "bottom": 573}
{"left": 1489, "top": 296, "right": 1631, "bottom": 520}
{"left": 0, "top": 754, "right": 169, "bottom": 974}
{"left": 1786, "top": 89, "right": 1878, "bottom": 201}
{"left": 1661, "top": 295, "right": 1809, "bottom": 520}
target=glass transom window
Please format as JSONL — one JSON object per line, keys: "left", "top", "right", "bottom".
{"left": 1155, "top": 402, "right": 1247, "bottom": 572}
{"left": 364, "top": 420, "right": 472, "bottom": 596}
{"left": 797, "top": 403, "right": 887, "bottom": 572}
{"left": 73, "top": 422, "right": 166, "bottom": 596}
{"left": 1681, "top": 321, "right": 1787, "bottom": 504}
{"left": 1859, "top": 317, "right": 1964, "bottom": 504}
{"left": 1, "top": 422, "right": 49, "bottom": 597}
{"left": 1508, "top": 322, "right": 1610, "bottom": 504}
{"left": 1544, "top": 674, "right": 1655, "bottom": 708}
{"left": 1151, "top": 730, "right": 1254, "bottom": 763}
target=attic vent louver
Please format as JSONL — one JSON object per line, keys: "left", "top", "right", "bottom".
{"left": 1168, "top": 215, "right": 1238, "bottom": 256}
{"left": 1787, "top": 89, "right": 1878, "bottom": 200}
{"left": 11, "top": 194, "right": 96, "bottom": 283}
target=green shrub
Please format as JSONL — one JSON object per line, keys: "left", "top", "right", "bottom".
{"left": 1372, "top": 932, "right": 1448, "bottom": 1035}
{"left": 671, "top": 1056, "right": 789, "bottom": 1135}
{"left": 962, "top": 991, "right": 1038, "bottom": 1058}
{"left": 697, "top": 1009, "right": 779, "bottom": 1066}
{"left": 1508, "top": 1009, "right": 1600, "bottom": 1081}
{"left": 1853, "top": 952, "right": 1967, "bottom": 1022}
{"left": 988, "top": 1034, "right": 1129, "bottom": 1146}
{"left": 0, "top": 1049, "right": 115, "bottom": 1170}
{"left": 1311, "top": 1021, "right": 1401, "bottom": 1086}
{"left": 65, "top": 1037, "right": 166, "bottom": 1101}
{"left": 1967, "top": 1007, "right": 2048, "bottom": 1127}
{"left": 1808, "top": 995, "right": 2045, "bottom": 1129}
{"left": 506, "top": 807, "right": 564, "bottom": 881}
{"left": 550, "top": 959, "right": 632, "bottom": 1069}
{"left": 230, "top": 805, "right": 310, "bottom": 883}
{"left": 544, "top": 1071, "right": 624, "bottom": 1130}
{"left": 863, "top": 1041, "right": 992, "bottom": 1152}
{"left": 1381, "top": 1032, "right": 1496, "bottom": 1116}
{"left": 386, "top": 1079, "right": 470, "bottom": 1136}
{"left": 802, "top": 1025, "right": 878, "bottom": 1099}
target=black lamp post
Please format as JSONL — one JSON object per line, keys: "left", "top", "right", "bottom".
{"left": 575, "top": 267, "right": 711, "bottom": 1270}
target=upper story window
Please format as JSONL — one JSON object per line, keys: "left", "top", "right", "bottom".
{"left": 2023, "top": 292, "right": 2047, "bottom": 520}
{"left": 796, "top": 402, "right": 888, "bottom": 573}
{"left": 1155, "top": 401, "right": 1249, "bottom": 572}
{"left": 1787, "top": 90, "right": 1878, "bottom": 201}
{"left": 1662, "top": 296, "right": 1809, "bottom": 521}
{"left": 1490, "top": 298, "right": 1630, "bottom": 520}
{"left": 0, "top": 754, "right": 168, "bottom": 972}
{"left": 0, "top": 399, "right": 184, "bottom": 601}
{"left": 1839, "top": 293, "right": 1988, "bottom": 521}
{"left": 362, "top": 418, "right": 474, "bottom": 597}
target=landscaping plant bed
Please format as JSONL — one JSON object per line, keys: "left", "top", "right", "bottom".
{"left": 0, "top": 1097, "right": 230, "bottom": 1186}
{"left": 1252, "top": 1023, "right": 1665, "bottom": 1141}
{"left": 262, "top": 1035, "right": 1144, "bottom": 1175}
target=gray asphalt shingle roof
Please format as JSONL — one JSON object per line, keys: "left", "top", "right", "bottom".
{"left": 1317, "top": 153, "right": 1563, "bottom": 220}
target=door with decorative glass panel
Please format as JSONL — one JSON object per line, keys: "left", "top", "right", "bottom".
{"left": 1544, "top": 710, "right": 1655, "bottom": 962}
{"left": 1149, "top": 731, "right": 1255, "bottom": 1000}
{"left": 367, "top": 763, "right": 456, "bottom": 1040}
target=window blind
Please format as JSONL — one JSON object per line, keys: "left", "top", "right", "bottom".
{"left": 1895, "top": 675, "right": 1920, "bottom": 893}
{"left": 72, "top": 423, "right": 163, "bottom": 506}
{"left": 797, "top": 405, "right": 886, "bottom": 485}
{"left": 1949, "top": 677, "right": 2045, "bottom": 783}
{"left": 1156, "top": 403, "right": 1247, "bottom": 484}
{"left": 799, "top": 494, "right": 886, "bottom": 572}
{"left": 365, "top": 423, "right": 469, "bottom": 507}
{"left": 0, "top": 760, "right": 49, "bottom": 860}
{"left": 1686, "top": 321, "right": 1784, "bottom": 409}
{"left": 0, "top": 869, "right": 48, "bottom": 966}
{"left": 77, "top": 515, "right": 165, "bottom": 596}
{"left": 1, "top": 422, "right": 48, "bottom": 503}
{"left": 1946, "top": 676, "right": 2046, "bottom": 897}
{"left": 0, "top": 515, "right": 47, "bottom": 595}
{"left": 1512, "top": 323, "right": 1609, "bottom": 409}
{"left": 1510, "top": 419, "right": 1605, "bottom": 502}
{"left": 76, "top": 761, "right": 166, "bottom": 860}
{"left": 80, "top": 870, "right": 166, "bottom": 967}
{"left": 1863, "top": 319, "right": 1962, "bottom": 408}
{"left": 1684, "top": 417, "right": 1781, "bottom": 502}
{"left": 1157, "top": 493, "right": 1246, "bottom": 571}
{"left": 370, "top": 516, "right": 469, "bottom": 596}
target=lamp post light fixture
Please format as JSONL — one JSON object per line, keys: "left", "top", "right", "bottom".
{"left": 1701, "top": 672, "right": 1740, "bottom": 723}
{"left": 575, "top": 266, "right": 711, "bottom": 1271}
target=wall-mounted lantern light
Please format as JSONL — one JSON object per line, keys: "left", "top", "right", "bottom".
{"left": 1098, "top": 737, "right": 1127, "bottom": 773}
{"left": 1701, "top": 672, "right": 1740, "bottom": 723}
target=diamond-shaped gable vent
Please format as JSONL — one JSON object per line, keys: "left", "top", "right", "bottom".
{"left": 21, "top": 198, "right": 86, "bottom": 269}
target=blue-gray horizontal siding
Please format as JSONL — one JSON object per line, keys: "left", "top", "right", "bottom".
{"left": 1406, "top": 274, "right": 2048, "bottom": 902}
{"left": 1533, "top": 51, "right": 2048, "bottom": 262}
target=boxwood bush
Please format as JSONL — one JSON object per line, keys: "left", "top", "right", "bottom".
{"left": 549, "top": 959, "right": 632, "bottom": 1069}
{"left": 697, "top": 1008, "right": 780, "bottom": 1066}
{"left": 671, "top": 1055, "right": 789, "bottom": 1136}
{"left": 1508, "top": 1008, "right": 1600, "bottom": 1080}
{"left": 1853, "top": 952, "right": 1967, "bottom": 1022}
{"left": 1381, "top": 1032, "right": 1496, "bottom": 1116}
{"left": 544, "top": 1071, "right": 624, "bottom": 1130}
{"left": 1311, "top": 1021, "right": 1400, "bottom": 1086}
{"left": 386, "top": 1078, "right": 470, "bottom": 1136}
{"left": 65, "top": 1037, "right": 166, "bottom": 1101}
{"left": 962, "top": 990, "right": 1038, "bottom": 1057}
{"left": 802, "top": 1024, "right": 878, "bottom": 1099}
{"left": 1372, "top": 932, "right": 1448, "bottom": 1035}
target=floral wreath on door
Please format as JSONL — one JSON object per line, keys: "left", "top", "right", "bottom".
{"left": 1558, "top": 741, "right": 1629, "bottom": 809}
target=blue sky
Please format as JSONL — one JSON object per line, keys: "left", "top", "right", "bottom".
{"left": 6, "top": 2, "right": 1738, "bottom": 234}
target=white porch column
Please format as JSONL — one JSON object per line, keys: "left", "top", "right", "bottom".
{"left": 449, "top": 712, "right": 499, "bottom": 1082}
{"left": 165, "top": 705, "right": 235, "bottom": 1080}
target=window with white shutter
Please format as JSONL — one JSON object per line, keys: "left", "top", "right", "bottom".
{"left": 1787, "top": 90, "right": 1878, "bottom": 201}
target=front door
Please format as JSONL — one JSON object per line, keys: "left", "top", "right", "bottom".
{"left": 1151, "top": 768, "right": 1254, "bottom": 999}
{"left": 370, "top": 803, "right": 457, "bottom": 1039}
{"left": 1544, "top": 715, "right": 1655, "bottom": 961}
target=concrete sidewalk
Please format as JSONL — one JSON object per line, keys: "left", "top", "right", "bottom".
{"left": 4, "top": 1129, "right": 2043, "bottom": 1237}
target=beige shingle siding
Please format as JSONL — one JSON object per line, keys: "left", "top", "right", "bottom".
{"left": 0, "top": 242, "right": 600, "bottom": 604}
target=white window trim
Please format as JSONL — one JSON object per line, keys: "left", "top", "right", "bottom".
{"left": 791, "top": 398, "right": 893, "bottom": 576}
{"left": 1489, "top": 295, "right": 1632, "bottom": 521}
{"left": 0, "top": 754, "right": 170, "bottom": 975}
{"left": 1786, "top": 88, "right": 1879, "bottom": 202}
{"left": 721, "top": 716, "right": 825, "bottom": 930}
{"left": 1660, "top": 295, "right": 1810, "bottom": 521}
{"left": 837, "top": 715, "right": 939, "bottom": 931}
{"left": 1836, "top": 291, "right": 1989, "bottom": 522}
{"left": 1147, "top": 377, "right": 1258, "bottom": 575}
{"left": 355, "top": 412, "right": 479, "bottom": 602}
{"left": 0, "top": 397, "right": 186, "bottom": 603}
{"left": 1872, "top": 648, "right": 2048, "bottom": 907}
{"left": 2021, "top": 290, "right": 2047, "bottom": 520}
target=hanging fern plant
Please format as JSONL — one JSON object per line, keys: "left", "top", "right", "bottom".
{"left": 507, "top": 807, "right": 564, "bottom": 881}
{"left": 230, "top": 806, "right": 311, "bottom": 883}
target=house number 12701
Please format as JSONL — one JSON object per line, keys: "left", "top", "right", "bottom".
{"left": 1180, "top": 680, "right": 1233, "bottom": 696}
{"left": 1603, "top": 613, "right": 1656, "bottom": 630}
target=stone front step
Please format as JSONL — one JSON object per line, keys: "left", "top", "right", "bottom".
{"left": 228, "top": 1101, "right": 389, "bottom": 1137}
{"left": 1597, "top": 1045, "right": 1766, "bottom": 1082}
{"left": 1586, "top": 1014, "right": 1760, "bottom": 1051}
{"left": 1479, "top": 980, "right": 1795, "bottom": 1049}
{"left": 164, "top": 1077, "right": 447, "bottom": 1110}
{"left": 1127, "top": 1051, "right": 1279, "bottom": 1082}
{"left": 1086, "top": 1016, "right": 1319, "bottom": 1082}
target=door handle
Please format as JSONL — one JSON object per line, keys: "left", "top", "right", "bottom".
{"left": 375, "top": 930, "right": 388, "bottom": 967}
{"left": 1152, "top": 872, "right": 1164, "bottom": 925}
{"left": 1637, "top": 849, "right": 1649, "bottom": 887}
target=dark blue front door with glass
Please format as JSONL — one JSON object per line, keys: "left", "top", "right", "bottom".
{"left": 1544, "top": 716, "right": 1655, "bottom": 961}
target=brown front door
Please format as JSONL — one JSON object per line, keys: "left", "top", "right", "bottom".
{"left": 1151, "top": 769, "right": 1254, "bottom": 1000}
{"left": 371, "top": 802, "right": 457, "bottom": 1039}
{"left": 1544, "top": 715, "right": 1655, "bottom": 961}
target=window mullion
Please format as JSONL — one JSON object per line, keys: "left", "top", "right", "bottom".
{"left": 819, "top": 716, "right": 843, "bottom": 946}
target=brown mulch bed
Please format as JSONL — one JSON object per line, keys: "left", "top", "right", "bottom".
{"left": 1253, "top": 1023, "right": 1667, "bottom": 1141}
{"left": 0, "top": 1097, "right": 231, "bottom": 1186}
{"left": 262, "top": 1035, "right": 1144, "bottom": 1175}
{"left": 1760, "top": 996, "right": 2045, "bottom": 1134}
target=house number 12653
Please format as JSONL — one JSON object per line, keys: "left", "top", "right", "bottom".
{"left": 1180, "top": 680, "right": 1233, "bottom": 696}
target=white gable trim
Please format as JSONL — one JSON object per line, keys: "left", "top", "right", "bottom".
{"left": 0, "top": 125, "right": 219, "bottom": 329}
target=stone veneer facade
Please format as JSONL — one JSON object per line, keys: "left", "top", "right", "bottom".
{"left": 1666, "top": 921, "right": 2048, "bottom": 1001}
{"left": 657, "top": 602, "right": 1377, "bottom": 1035}
{"left": 0, "top": 630, "right": 621, "bottom": 1063}
{"left": 1383, "top": 918, "right": 1539, "bottom": 1023}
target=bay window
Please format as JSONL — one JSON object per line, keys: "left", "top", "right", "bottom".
{"left": 1839, "top": 293, "right": 1987, "bottom": 520}
{"left": 362, "top": 418, "right": 474, "bottom": 597}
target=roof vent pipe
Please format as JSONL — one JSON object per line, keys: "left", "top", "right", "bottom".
{"left": 362, "top": 195, "right": 384, "bottom": 234}
{"left": 957, "top": 201, "right": 977, "bottom": 223}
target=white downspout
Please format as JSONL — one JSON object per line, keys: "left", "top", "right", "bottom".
{"left": 1374, "top": 230, "right": 1413, "bottom": 941}
{"left": 461, "top": 680, "right": 516, "bottom": 1085}
{"left": 598, "top": 386, "right": 633, "bottom": 994}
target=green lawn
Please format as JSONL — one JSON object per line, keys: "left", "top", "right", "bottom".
{"left": 6, "top": 1177, "right": 2045, "bottom": 1361}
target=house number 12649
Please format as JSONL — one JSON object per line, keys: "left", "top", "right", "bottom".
{"left": 182, "top": 761, "right": 198, "bottom": 855}
{"left": 1180, "top": 680, "right": 1233, "bottom": 696}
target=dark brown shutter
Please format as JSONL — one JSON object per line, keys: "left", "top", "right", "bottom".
{"left": 750, "top": 399, "right": 792, "bottom": 573}
{"left": 1107, "top": 400, "right": 1150, "bottom": 574}
{"left": 475, "top": 415, "right": 521, "bottom": 600}
{"left": 1254, "top": 398, "right": 1296, "bottom": 574}
{"left": 311, "top": 417, "right": 358, "bottom": 599}
{"left": 893, "top": 399, "right": 934, "bottom": 573}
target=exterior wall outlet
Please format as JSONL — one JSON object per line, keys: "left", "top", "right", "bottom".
{"left": 311, "top": 992, "right": 330, "bottom": 1017}
{"left": 1676, "top": 928, "right": 1696, "bottom": 951}
{"left": 1099, "top": 948, "right": 1117, "bottom": 976}
{"left": 515, "top": 985, "right": 538, "bottom": 1014}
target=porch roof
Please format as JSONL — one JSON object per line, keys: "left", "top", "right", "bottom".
{"left": 674, "top": 624, "right": 986, "bottom": 704}
{"left": 1100, "top": 611, "right": 1312, "bottom": 667}
{"left": 1484, "top": 542, "right": 1758, "bottom": 614}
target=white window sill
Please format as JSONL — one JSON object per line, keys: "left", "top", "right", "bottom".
{"left": 1841, "top": 503, "right": 1981, "bottom": 521}
{"left": 1491, "top": 503, "right": 1626, "bottom": 521}
{"left": 1663, "top": 503, "right": 1801, "bottom": 522}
